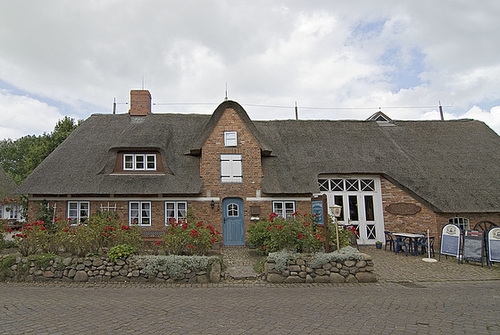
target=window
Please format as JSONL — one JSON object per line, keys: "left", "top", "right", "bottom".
{"left": 273, "top": 201, "right": 295, "bottom": 219}
{"left": 129, "top": 201, "right": 151, "bottom": 226}
{"left": 165, "top": 201, "right": 187, "bottom": 225}
{"left": 221, "top": 154, "right": 242, "bottom": 183}
{"left": 449, "top": 217, "right": 470, "bottom": 231}
{"left": 123, "top": 154, "right": 156, "bottom": 171}
{"left": 67, "top": 201, "right": 90, "bottom": 224}
{"left": 224, "top": 131, "right": 238, "bottom": 147}
{"left": 227, "top": 203, "right": 239, "bottom": 217}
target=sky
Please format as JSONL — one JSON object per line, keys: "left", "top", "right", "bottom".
{"left": 1, "top": 0, "right": 500, "bottom": 140}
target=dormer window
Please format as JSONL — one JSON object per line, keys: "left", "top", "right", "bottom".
{"left": 123, "top": 153, "right": 156, "bottom": 171}
{"left": 224, "top": 131, "right": 238, "bottom": 147}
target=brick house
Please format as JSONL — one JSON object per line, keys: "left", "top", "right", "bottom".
{"left": 17, "top": 90, "right": 500, "bottom": 245}
{"left": 0, "top": 166, "right": 23, "bottom": 222}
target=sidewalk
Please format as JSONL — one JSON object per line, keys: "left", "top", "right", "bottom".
{"left": 358, "top": 245, "right": 500, "bottom": 283}
{"left": 221, "top": 245, "right": 500, "bottom": 284}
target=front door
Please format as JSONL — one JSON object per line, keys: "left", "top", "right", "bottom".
{"left": 222, "top": 197, "right": 245, "bottom": 246}
{"left": 319, "top": 176, "right": 384, "bottom": 245}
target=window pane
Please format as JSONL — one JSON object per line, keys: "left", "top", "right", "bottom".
{"left": 124, "top": 155, "right": 134, "bottom": 170}
{"left": 273, "top": 202, "right": 283, "bottom": 216}
{"left": 227, "top": 203, "right": 238, "bottom": 217}
{"left": 330, "top": 179, "right": 344, "bottom": 191}
{"left": 178, "top": 202, "right": 187, "bottom": 219}
{"left": 318, "top": 179, "right": 329, "bottom": 191}
{"left": 361, "top": 179, "right": 375, "bottom": 191}
{"left": 334, "top": 195, "right": 344, "bottom": 221}
{"left": 146, "top": 155, "right": 156, "bottom": 170}
{"left": 135, "top": 155, "right": 145, "bottom": 169}
{"left": 346, "top": 179, "right": 359, "bottom": 191}
{"left": 224, "top": 131, "right": 238, "bottom": 146}
{"left": 365, "top": 195, "right": 374, "bottom": 221}
{"left": 349, "top": 195, "right": 359, "bottom": 221}
{"left": 285, "top": 202, "right": 295, "bottom": 218}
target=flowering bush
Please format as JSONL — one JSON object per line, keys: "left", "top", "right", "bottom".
{"left": 10, "top": 211, "right": 142, "bottom": 257}
{"left": 162, "top": 218, "right": 221, "bottom": 256}
{"left": 249, "top": 211, "right": 355, "bottom": 255}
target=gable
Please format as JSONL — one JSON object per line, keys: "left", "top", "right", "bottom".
{"left": 188, "top": 100, "right": 272, "bottom": 156}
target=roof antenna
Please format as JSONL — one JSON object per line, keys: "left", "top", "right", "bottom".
{"left": 295, "top": 101, "right": 299, "bottom": 120}
{"left": 439, "top": 101, "right": 444, "bottom": 121}
{"left": 113, "top": 97, "right": 116, "bottom": 114}
{"left": 224, "top": 82, "right": 228, "bottom": 101}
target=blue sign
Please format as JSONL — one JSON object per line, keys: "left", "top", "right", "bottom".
{"left": 312, "top": 200, "right": 324, "bottom": 225}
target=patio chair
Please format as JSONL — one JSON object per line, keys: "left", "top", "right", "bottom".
{"left": 394, "top": 236, "right": 409, "bottom": 256}
{"left": 415, "top": 236, "right": 435, "bottom": 257}
{"left": 384, "top": 231, "right": 394, "bottom": 251}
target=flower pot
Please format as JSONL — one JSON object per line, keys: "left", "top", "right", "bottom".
{"left": 375, "top": 243, "right": 382, "bottom": 249}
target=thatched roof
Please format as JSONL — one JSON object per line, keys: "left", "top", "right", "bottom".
{"left": 17, "top": 100, "right": 500, "bottom": 213}
{"left": 0, "top": 166, "right": 17, "bottom": 199}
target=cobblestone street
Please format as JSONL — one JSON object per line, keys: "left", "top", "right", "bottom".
{"left": 2, "top": 247, "right": 500, "bottom": 334}
{"left": 1, "top": 280, "right": 499, "bottom": 334}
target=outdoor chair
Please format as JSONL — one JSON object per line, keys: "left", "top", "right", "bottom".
{"left": 415, "top": 236, "right": 435, "bottom": 257}
{"left": 384, "top": 231, "right": 394, "bottom": 251}
{"left": 394, "top": 236, "right": 410, "bottom": 256}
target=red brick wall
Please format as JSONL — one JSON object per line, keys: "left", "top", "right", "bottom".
{"left": 380, "top": 177, "right": 439, "bottom": 237}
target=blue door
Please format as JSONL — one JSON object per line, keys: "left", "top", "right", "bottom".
{"left": 223, "top": 198, "right": 245, "bottom": 246}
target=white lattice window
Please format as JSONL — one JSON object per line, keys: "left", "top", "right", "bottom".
{"left": 123, "top": 154, "right": 156, "bottom": 171}
{"left": 224, "top": 131, "right": 238, "bottom": 147}
{"left": 68, "top": 201, "right": 90, "bottom": 224}
{"left": 165, "top": 201, "right": 187, "bottom": 225}
{"left": 273, "top": 201, "right": 295, "bottom": 219}
{"left": 129, "top": 201, "right": 151, "bottom": 226}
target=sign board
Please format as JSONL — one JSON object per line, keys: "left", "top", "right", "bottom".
{"left": 487, "top": 227, "right": 500, "bottom": 266}
{"left": 439, "top": 224, "right": 461, "bottom": 260}
{"left": 311, "top": 195, "right": 330, "bottom": 252}
{"left": 462, "top": 230, "right": 484, "bottom": 265}
{"left": 311, "top": 198, "right": 326, "bottom": 225}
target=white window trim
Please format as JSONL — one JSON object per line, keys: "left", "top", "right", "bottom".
{"left": 67, "top": 201, "right": 90, "bottom": 224}
{"left": 272, "top": 201, "right": 296, "bottom": 219}
{"left": 165, "top": 201, "right": 188, "bottom": 225}
{"left": 224, "top": 131, "right": 238, "bottom": 147}
{"left": 129, "top": 201, "right": 152, "bottom": 226}
{"left": 220, "top": 154, "right": 243, "bottom": 183}
{"left": 123, "top": 153, "right": 157, "bottom": 171}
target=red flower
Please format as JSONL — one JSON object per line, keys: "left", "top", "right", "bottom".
{"left": 279, "top": 225, "right": 283, "bottom": 229}
{"left": 40, "top": 227, "right": 46, "bottom": 231}
{"left": 156, "top": 241, "right": 161, "bottom": 246}
{"left": 263, "top": 246, "right": 266, "bottom": 250}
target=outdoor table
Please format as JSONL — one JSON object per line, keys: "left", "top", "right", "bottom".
{"left": 393, "top": 233, "right": 425, "bottom": 256}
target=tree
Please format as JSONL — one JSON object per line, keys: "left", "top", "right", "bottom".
{"left": 0, "top": 116, "right": 80, "bottom": 184}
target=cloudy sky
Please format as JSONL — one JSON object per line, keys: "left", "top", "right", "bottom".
{"left": 1, "top": 0, "right": 500, "bottom": 140}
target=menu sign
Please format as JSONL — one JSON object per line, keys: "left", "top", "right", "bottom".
{"left": 487, "top": 227, "right": 500, "bottom": 267}
{"left": 440, "top": 224, "right": 461, "bottom": 260}
{"left": 462, "top": 230, "right": 484, "bottom": 265}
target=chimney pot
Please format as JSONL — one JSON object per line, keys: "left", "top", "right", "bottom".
{"left": 129, "top": 90, "right": 151, "bottom": 116}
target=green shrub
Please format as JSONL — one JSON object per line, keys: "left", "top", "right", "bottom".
{"left": 309, "top": 246, "right": 363, "bottom": 268}
{"left": 0, "top": 255, "right": 16, "bottom": 278}
{"left": 108, "top": 244, "right": 137, "bottom": 262}
{"left": 27, "top": 253, "right": 59, "bottom": 270}
{"left": 134, "top": 255, "right": 220, "bottom": 278}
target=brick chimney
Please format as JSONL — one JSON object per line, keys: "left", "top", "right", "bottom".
{"left": 129, "top": 90, "right": 151, "bottom": 116}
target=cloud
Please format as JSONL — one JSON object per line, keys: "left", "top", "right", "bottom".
{"left": 0, "top": 1, "right": 500, "bottom": 138}
{"left": 0, "top": 90, "right": 64, "bottom": 139}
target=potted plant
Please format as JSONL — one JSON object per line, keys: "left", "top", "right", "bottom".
{"left": 375, "top": 241, "right": 383, "bottom": 249}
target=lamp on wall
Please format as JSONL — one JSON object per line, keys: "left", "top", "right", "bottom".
{"left": 211, "top": 200, "right": 215, "bottom": 209}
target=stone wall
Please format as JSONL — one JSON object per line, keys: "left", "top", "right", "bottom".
{"left": 0, "top": 255, "right": 222, "bottom": 284}
{"left": 264, "top": 252, "right": 376, "bottom": 284}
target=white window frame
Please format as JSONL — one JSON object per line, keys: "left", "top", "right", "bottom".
{"left": 165, "top": 201, "right": 188, "bottom": 225}
{"left": 67, "top": 201, "right": 90, "bottom": 224}
{"left": 224, "top": 131, "right": 238, "bottom": 147}
{"left": 123, "top": 154, "right": 156, "bottom": 171}
{"left": 220, "top": 154, "right": 242, "bottom": 183}
{"left": 272, "top": 201, "right": 295, "bottom": 219}
{"left": 129, "top": 201, "right": 152, "bottom": 226}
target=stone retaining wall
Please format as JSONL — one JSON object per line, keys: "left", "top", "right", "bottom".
{"left": 0, "top": 255, "right": 222, "bottom": 283}
{"left": 264, "top": 252, "right": 376, "bottom": 283}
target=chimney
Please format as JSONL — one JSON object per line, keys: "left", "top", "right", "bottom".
{"left": 129, "top": 90, "right": 151, "bottom": 116}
